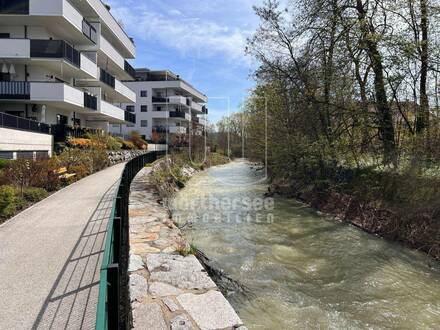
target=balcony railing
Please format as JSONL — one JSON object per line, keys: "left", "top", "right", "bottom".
{"left": 202, "top": 106, "right": 208, "bottom": 114}
{"left": 0, "top": 81, "right": 30, "bottom": 99}
{"left": 124, "top": 111, "right": 136, "bottom": 124}
{"left": 124, "top": 60, "right": 135, "bottom": 79}
{"left": 51, "top": 124, "right": 103, "bottom": 143}
{"left": 169, "top": 111, "right": 186, "bottom": 119}
{"left": 82, "top": 19, "right": 97, "bottom": 44}
{"left": 0, "top": 112, "right": 50, "bottom": 134}
{"left": 30, "top": 40, "right": 80, "bottom": 68}
{"left": 0, "top": 0, "right": 29, "bottom": 14}
{"left": 100, "top": 68, "right": 116, "bottom": 88}
{"left": 152, "top": 96, "right": 167, "bottom": 103}
{"left": 84, "top": 93, "right": 98, "bottom": 110}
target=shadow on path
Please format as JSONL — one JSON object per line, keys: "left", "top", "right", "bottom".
{"left": 32, "top": 181, "right": 119, "bottom": 330}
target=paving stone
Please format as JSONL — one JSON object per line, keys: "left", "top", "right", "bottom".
{"left": 132, "top": 243, "right": 161, "bottom": 254}
{"left": 149, "top": 281, "right": 184, "bottom": 297}
{"left": 129, "top": 274, "right": 148, "bottom": 302}
{"left": 147, "top": 254, "right": 216, "bottom": 290}
{"left": 163, "top": 297, "right": 180, "bottom": 312}
{"left": 132, "top": 302, "right": 167, "bottom": 330}
{"left": 128, "top": 253, "right": 144, "bottom": 272}
{"left": 177, "top": 291, "right": 243, "bottom": 330}
{"left": 170, "top": 314, "right": 195, "bottom": 330}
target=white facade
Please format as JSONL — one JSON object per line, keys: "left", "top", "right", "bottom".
{"left": 0, "top": 0, "right": 136, "bottom": 156}
{"left": 110, "top": 69, "right": 208, "bottom": 143}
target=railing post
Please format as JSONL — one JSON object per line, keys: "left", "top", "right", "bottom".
{"left": 107, "top": 263, "right": 120, "bottom": 330}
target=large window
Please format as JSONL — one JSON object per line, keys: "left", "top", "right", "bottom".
{"left": 141, "top": 105, "right": 148, "bottom": 112}
{"left": 126, "top": 105, "right": 135, "bottom": 112}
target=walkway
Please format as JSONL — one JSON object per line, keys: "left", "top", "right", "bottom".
{"left": 0, "top": 163, "right": 125, "bottom": 330}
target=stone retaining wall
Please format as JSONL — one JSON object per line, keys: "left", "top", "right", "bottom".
{"left": 128, "top": 167, "right": 246, "bottom": 330}
{"left": 107, "top": 150, "right": 149, "bottom": 165}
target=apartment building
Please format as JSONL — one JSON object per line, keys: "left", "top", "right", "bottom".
{"left": 110, "top": 68, "right": 208, "bottom": 144}
{"left": 0, "top": 0, "right": 136, "bottom": 158}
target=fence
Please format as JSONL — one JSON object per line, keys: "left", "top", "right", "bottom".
{"left": 96, "top": 151, "right": 164, "bottom": 330}
{"left": 0, "top": 112, "right": 50, "bottom": 134}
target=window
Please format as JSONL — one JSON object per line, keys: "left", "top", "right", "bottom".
{"left": 140, "top": 90, "right": 147, "bottom": 97}
{"left": 156, "top": 106, "right": 162, "bottom": 111}
{"left": 0, "top": 33, "right": 10, "bottom": 38}
{"left": 126, "top": 105, "right": 135, "bottom": 112}
{"left": 141, "top": 105, "right": 148, "bottom": 112}
{"left": 140, "top": 120, "right": 148, "bottom": 127}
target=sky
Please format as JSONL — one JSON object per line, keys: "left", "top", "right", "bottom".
{"left": 106, "top": 0, "right": 263, "bottom": 123}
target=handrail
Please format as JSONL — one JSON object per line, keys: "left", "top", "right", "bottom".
{"left": 96, "top": 152, "right": 164, "bottom": 330}
{"left": 0, "top": 112, "right": 50, "bottom": 134}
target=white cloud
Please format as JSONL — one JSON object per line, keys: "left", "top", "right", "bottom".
{"left": 108, "top": 2, "right": 254, "bottom": 67}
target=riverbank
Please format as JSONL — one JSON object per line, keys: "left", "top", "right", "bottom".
{"left": 269, "top": 168, "right": 440, "bottom": 261}
{"left": 127, "top": 153, "right": 245, "bottom": 329}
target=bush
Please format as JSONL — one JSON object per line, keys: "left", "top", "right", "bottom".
{"left": 67, "top": 138, "right": 93, "bottom": 149}
{"left": 23, "top": 187, "right": 48, "bottom": 203}
{"left": 130, "top": 131, "right": 148, "bottom": 150}
{"left": 105, "top": 135, "right": 123, "bottom": 150}
{"left": 0, "top": 159, "right": 9, "bottom": 169}
{"left": 0, "top": 185, "right": 17, "bottom": 218}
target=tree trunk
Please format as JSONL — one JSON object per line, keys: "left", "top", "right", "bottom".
{"left": 356, "top": 0, "right": 396, "bottom": 165}
{"left": 416, "top": 0, "right": 429, "bottom": 136}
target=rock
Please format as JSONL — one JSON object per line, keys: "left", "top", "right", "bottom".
{"left": 131, "top": 243, "right": 161, "bottom": 254}
{"left": 146, "top": 254, "right": 216, "bottom": 290}
{"left": 149, "top": 282, "right": 184, "bottom": 297}
{"left": 235, "top": 327, "right": 249, "bottom": 330}
{"left": 132, "top": 302, "right": 167, "bottom": 330}
{"left": 129, "top": 274, "right": 149, "bottom": 302}
{"left": 177, "top": 291, "right": 243, "bottom": 330}
{"left": 170, "top": 314, "right": 195, "bottom": 330}
{"left": 128, "top": 254, "right": 144, "bottom": 272}
{"left": 163, "top": 297, "right": 180, "bottom": 312}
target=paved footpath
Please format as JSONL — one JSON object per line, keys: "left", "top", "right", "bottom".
{"left": 0, "top": 163, "right": 125, "bottom": 330}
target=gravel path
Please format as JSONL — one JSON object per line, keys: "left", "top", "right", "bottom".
{"left": 0, "top": 163, "right": 125, "bottom": 330}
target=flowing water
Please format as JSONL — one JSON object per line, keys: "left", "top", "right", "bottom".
{"left": 172, "top": 160, "right": 440, "bottom": 329}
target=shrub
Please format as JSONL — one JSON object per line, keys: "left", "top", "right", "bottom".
{"left": 23, "top": 187, "right": 48, "bottom": 203}
{"left": 0, "top": 159, "right": 9, "bottom": 169}
{"left": 0, "top": 185, "right": 17, "bottom": 218}
{"left": 105, "top": 135, "right": 122, "bottom": 150}
{"left": 121, "top": 140, "right": 135, "bottom": 150}
{"left": 67, "top": 138, "right": 93, "bottom": 149}
{"left": 4, "top": 159, "right": 40, "bottom": 196}
{"left": 69, "top": 164, "right": 91, "bottom": 180}
{"left": 129, "top": 131, "right": 148, "bottom": 150}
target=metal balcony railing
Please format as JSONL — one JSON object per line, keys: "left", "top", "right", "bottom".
{"left": 100, "top": 68, "right": 116, "bottom": 88}
{"left": 82, "top": 19, "right": 97, "bottom": 44}
{"left": 0, "top": 81, "right": 30, "bottom": 99}
{"left": 124, "top": 60, "right": 135, "bottom": 79}
{"left": 169, "top": 111, "right": 186, "bottom": 119}
{"left": 0, "top": 112, "right": 50, "bottom": 134}
{"left": 152, "top": 96, "right": 167, "bottom": 103}
{"left": 84, "top": 93, "right": 98, "bottom": 110}
{"left": 124, "top": 111, "right": 136, "bottom": 124}
{"left": 30, "top": 40, "right": 80, "bottom": 68}
{"left": 202, "top": 105, "right": 208, "bottom": 114}
{"left": 0, "top": 0, "right": 29, "bottom": 14}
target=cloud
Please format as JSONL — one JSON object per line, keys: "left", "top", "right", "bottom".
{"left": 107, "top": 1, "right": 254, "bottom": 67}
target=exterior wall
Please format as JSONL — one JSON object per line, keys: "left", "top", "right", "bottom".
{"left": 0, "top": 127, "right": 53, "bottom": 156}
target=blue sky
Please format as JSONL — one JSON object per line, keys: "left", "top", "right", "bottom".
{"left": 107, "top": 0, "right": 262, "bottom": 123}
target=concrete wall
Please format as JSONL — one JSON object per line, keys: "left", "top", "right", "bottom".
{"left": 0, "top": 127, "right": 53, "bottom": 156}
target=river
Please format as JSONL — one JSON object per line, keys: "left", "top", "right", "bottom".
{"left": 171, "top": 160, "right": 440, "bottom": 329}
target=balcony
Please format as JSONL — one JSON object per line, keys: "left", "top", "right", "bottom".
{"left": 82, "top": 18, "right": 97, "bottom": 44}
{"left": 124, "top": 60, "right": 135, "bottom": 79}
{"left": 100, "top": 100, "right": 125, "bottom": 123}
{"left": 152, "top": 95, "right": 189, "bottom": 107}
{"left": 0, "top": 0, "right": 96, "bottom": 45}
{"left": 100, "top": 68, "right": 115, "bottom": 88}
{"left": 0, "top": 81, "right": 30, "bottom": 99}
{"left": 30, "top": 40, "right": 80, "bottom": 68}
{"left": 99, "top": 36, "right": 133, "bottom": 80}
{"left": 84, "top": 93, "right": 97, "bottom": 110}
{"left": 170, "top": 111, "right": 187, "bottom": 119}
{"left": 0, "top": 112, "right": 50, "bottom": 134}
{"left": 191, "top": 102, "right": 204, "bottom": 113}
{"left": 169, "top": 126, "right": 187, "bottom": 134}
{"left": 124, "top": 111, "right": 136, "bottom": 124}
{"left": 202, "top": 106, "right": 208, "bottom": 114}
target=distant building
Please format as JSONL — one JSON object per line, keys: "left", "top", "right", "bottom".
{"left": 110, "top": 68, "right": 208, "bottom": 145}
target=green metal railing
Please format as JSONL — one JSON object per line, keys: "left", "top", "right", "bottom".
{"left": 96, "top": 152, "right": 163, "bottom": 330}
